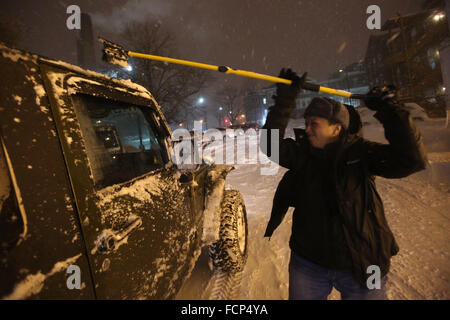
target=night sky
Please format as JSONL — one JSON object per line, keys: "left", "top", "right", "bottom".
{"left": 3, "top": 0, "right": 424, "bottom": 91}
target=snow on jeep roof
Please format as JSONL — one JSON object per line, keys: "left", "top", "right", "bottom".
{"left": 0, "top": 43, "right": 38, "bottom": 63}
{"left": 0, "top": 43, "right": 162, "bottom": 113}
{"left": 37, "top": 56, "right": 171, "bottom": 134}
{"left": 39, "top": 57, "right": 154, "bottom": 100}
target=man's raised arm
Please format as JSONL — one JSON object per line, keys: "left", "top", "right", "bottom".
{"left": 362, "top": 86, "right": 428, "bottom": 178}
{"left": 260, "top": 69, "right": 307, "bottom": 169}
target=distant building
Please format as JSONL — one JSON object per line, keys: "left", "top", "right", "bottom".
{"left": 365, "top": 6, "right": 449, "bottom": 117}
{"left": 422, "top": 0, "right": 446, "bottom": 10}
{"left": 320, "top": 62, "right": 370, "bottom": 108}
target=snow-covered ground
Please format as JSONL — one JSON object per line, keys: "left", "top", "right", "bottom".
{"left": 177, "top": 116, "right": 450, "bottom": 300}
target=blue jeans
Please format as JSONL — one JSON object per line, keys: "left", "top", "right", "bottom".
{"left": 289, "top": 251, "right": 387, "bottom": 300}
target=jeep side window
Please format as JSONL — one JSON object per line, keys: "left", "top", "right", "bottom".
{"left": 72, "top": 94, "right": 166, "bottom": 189}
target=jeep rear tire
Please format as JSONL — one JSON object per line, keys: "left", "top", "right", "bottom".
{"left": 209, "top": 190, "right": 248, "bottom": 273}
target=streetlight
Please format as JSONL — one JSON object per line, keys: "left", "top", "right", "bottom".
{"left": 198, "top": 97, "right": 205, "bottom": 104}
{"left": 433, "top": 13, "right": 445, "bottom": 22}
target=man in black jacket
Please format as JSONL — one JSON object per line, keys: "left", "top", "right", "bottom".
{"left": 261, "top": 69, "right": 427, "bottom": 300}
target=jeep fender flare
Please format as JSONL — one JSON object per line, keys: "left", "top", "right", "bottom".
{"left": 201, "top": 164, "right": 234, "bottom": 246}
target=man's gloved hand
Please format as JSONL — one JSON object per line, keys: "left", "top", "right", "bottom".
{"left": 273, "top": 69, "right": 307, "bottom": 107}
{"left": 276, "top": 68, "right": 306, "bottom": 99}
{"left": 364, "top": 85, "right": 398, "bottom": 111}
{"left": 265, "top": 68, "right": 307, "bottom": 130}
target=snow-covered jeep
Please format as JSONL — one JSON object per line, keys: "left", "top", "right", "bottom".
{"left": 0, "top": 44, "right": 248, "bottom": 299}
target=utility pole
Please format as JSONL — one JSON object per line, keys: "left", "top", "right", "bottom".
{"left": 77, "top": 13, "right": 95, "bottom": 69}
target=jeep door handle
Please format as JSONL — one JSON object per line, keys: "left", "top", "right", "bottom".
{"left": 95, "top": 216, "right": 142, "bottom": 254}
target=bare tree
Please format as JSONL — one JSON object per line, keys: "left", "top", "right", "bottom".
{"left": 118, "top": 20, "right": 210, "bottom": 125}
{"left": 241, "top": 76, "right": 261, "bottom": 95}
{"left": 216, "top": 86, "right": 247, "bottom": 125}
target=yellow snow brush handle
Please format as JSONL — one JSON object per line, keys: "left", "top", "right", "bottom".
{"left": 128, "top": 51, "right": 354, "bottom": 99}
{"left": 318, "top": 87, "right": 353, "bottom": 98}
{"left": 100, "top": 37, "right": 358, "bottom": 99}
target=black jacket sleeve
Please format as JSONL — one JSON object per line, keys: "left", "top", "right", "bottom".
{"left": 363, "top": 101, "right": 428, "bottom": 178}
{"left": 260, "top": 102, "right": 308, "bottom": 170}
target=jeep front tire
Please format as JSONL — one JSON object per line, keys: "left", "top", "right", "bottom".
{"left": 209, "top": 190, "right": 248, "bottom": 273}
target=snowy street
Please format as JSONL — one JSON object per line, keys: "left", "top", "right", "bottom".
{"left": 177, "top": 117, "right": 450, "bottom": 300}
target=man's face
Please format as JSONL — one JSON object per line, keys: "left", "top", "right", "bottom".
{"left": 305, "top": 116, "right": 342, "bottom": 149}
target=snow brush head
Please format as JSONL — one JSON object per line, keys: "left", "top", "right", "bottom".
{"left": 99, "top": 37, "right": 130, "bottom": 69}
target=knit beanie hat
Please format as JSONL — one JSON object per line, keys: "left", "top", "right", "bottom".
{"left": 304, "top": 97, "right": 350, "bottom": 130}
